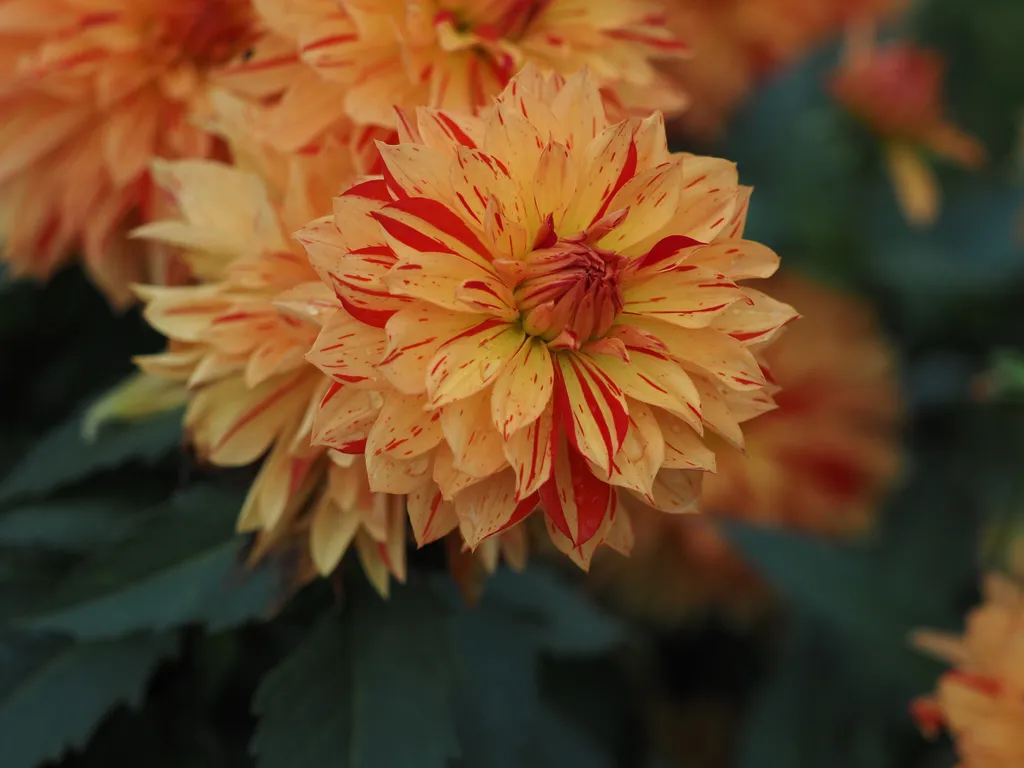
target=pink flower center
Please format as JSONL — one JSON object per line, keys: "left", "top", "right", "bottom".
{"left": 505, "top": 216, "right": 628, "bottom": 347}
{"left": 152, "top": 0, "right": 257, "bottom": 70}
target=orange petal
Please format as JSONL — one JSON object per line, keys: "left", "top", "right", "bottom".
{"left": 407, "top": 484, "right": 459, "bottom": 547}
{"left": 503, "top": 405, "right": 555, "bottom": 499}
{"left": 552, "top": 353, "right": 629, "bottom": 474}
{"left": 490, "top": 336, "right": 554, "bottom": 438}
{"left": 426, "top": 319, "right": 524, "bottom": 408}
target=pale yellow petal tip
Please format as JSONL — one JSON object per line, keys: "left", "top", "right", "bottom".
{"left": 81, "top": 373, "right": 187, "bottom": 442}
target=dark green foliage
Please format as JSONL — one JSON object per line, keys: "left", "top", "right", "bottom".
{"left": 252, "top": 579, "right": 459, "bottom": 768}
{"left": 0, "top": 631, "right": 178, "bottom": 768}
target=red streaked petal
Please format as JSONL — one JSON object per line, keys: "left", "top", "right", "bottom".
{"left": 552, "top": 353, "right": 629, "bottom": 474}
{"left": 407, "top": 484, "right": 459, "bottom": 546}
{"left": 503, "top": 405, "right": 554, "bottom": 499}
{"left": 426, "top": 319, "right": 524, "bottom": 408}
{"left": 490, "top": 336, "right": 554, "bottom": 438}
{"left": 306, "top": 309, "right": 387, "bottom": 386}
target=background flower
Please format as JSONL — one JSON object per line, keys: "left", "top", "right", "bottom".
{"left": 914, "top": 574, "right": 1024, "bottom": 768}
{"left": 583, "top": 273, "right": 902, "bottom": 622}
{"left": 0, "top": 0, "right": 294, "bottom": 304}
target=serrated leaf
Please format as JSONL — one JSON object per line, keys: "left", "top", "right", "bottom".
{"left": 437, "top": 568, "right": 625, "bottom": 768}
{"left": 0, "top": 630, "right": 177, "bottom": 768}
{"left": 0, "top": 409, "right": 183, "bottom": 505}
{"left": 16, "top": 484, "right": 282, "bottom": 639}
{"left": 252, "top": 578, "right": 459, "bottom": 768}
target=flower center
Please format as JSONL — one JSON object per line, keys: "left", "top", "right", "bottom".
{"left": 505, "top": 218, "right": 627, "bottom": 347}
{"left": 151, "top": 0, "right": 257, "bottom": 71}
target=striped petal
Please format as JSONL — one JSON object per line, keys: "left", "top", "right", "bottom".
{"left": 414, "top": 107, "right": 485, "bottom": 154}
{"left": 561, "top": 121, "right": 637, "bottom": 233}
{"left": 378, "top": 143, "right": 452, "bottom": 201}
{"left": 628, "top": 316, "right": 766, "bottom": 391}
{"left": 307, "top": 309, "right": 387, "bottom": 386}
{"left": 490, "top": 336, "right": 554, "bottom": 438}
{"left": 503, "top": 406, "right": 554, "bottom": 499}
{"left": 598, "top": 160, "right": 683, "bottom": 253}
{"left": 379, "top": 305, "right": 485, "bottom": 395}
{"left": 552, "top": 353, "right": 629, "bottom": 474}
{"left": 374, "top": 197, "right": 494, "bottom": 270}
{"left": 366, "top": 391, "right": 444, "bottom": 461}
{"left": 711, "top": 289, "right": 799, "bottom": 346}
{"left": 622, "top": 265, "right": 745, "bottom": 329}
{"left": 138, "top": 285, "right": 232, "bottom": 343}
{"left": 693, "top": 377, "right": 744, "bottom": 449}
{"left": 433, "top": 443, "right": 486, "bottom": 499}
{"left": 593, "top": 400, "right": 664, "bottom": 499}
{"left": 187, "top": 371, "right": 307, "bottom": 466}
{"left": 407, "top": 484, "right": 459, "bottom": 547}
{"left": 440, "top": 389, "right": 509, "bottom": 478}
{"left": 426, "top": 319, "right": 525, "bottom": 408}
{"left": 455, "top": 470, "right": 539, "bottom": 548}
{"left": 539, "top": 435, "right": 616, "bottom": 549}
{"left": 383, "top": 250, "right": 513, "bottom": 316}
{"left": 693, "top": 240, "right": 781, "bottom": 281}
{"left": 532, "top": 141, "right": 578, "bottom": 228}
{"left": 311, "top": 383, "right": 381, "bottom": 453}
{"left": 591, "top": 338, "right": 703, "bottom": 434}
{"left": 656, "top": 410, "right": 717, "bottom": 471}
{"left": 450, "top": 146, "right": 525, "bottom": 230}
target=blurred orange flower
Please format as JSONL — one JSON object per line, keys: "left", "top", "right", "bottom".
{"left": 830, "top": 41, "right": 986, "bottom": 226}
{"left": 250, "top": 0, "right": 689, "bottom": 151}
{"left": 299, "top": 66, "right": 795, "bottom": 570}
{"left": 0, "top": 0, "right": 296, "bottom": 305}
{"left": 587, "top": 273, "right": 902, "bottom": 621}
{"left": 660, "top": 0, "right": 904, "bottom": 138}
{"left": 913, "top": 574, "right": 1024, "bottom": 768}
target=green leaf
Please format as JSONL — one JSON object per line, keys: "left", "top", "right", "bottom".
{"left": 0, "top": 630, "right": 177, "bottom": 768}
{"left": 16, "top": 484, "right": 282, "bottom": 639}
{"left": 438, "top": 568, "right": 626, "bottom": 768}
{"left": 0, "top": 409, "right": 183, "bottom": 505}
{"left": 0, "top": 480, "right": 167, "bottom": 553}
{"left": 252, "top": 578, "right": 459, "bottom": 768}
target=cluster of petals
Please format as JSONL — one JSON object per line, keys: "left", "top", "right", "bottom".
{"left": 300, "top": 67, "right": 797, "bottom": 568}
{"left": 0, "top": 0, "right": 298, "bottom": 304}
{"left": 132, "top": 137, "right": 408, "bottom": 595}
{"left": 913, "top": 574, "right": 1024, "bottom": 768}
{"left": 584, "top": 273, "right": 902, "bottom": 620}
{"left": 248, "top": 0, "right": 689, "bottom": 151}
{"left": 830, "top": 40, "right": 985, "bottom": 226}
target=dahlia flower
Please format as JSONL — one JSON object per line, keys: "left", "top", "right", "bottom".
{"left": 133, "top": 150, "right": 407, "bottom": 596}
{"left": 584, "top": 274, "right": 901, "bottom": 620}
{"left": 0, "top": 0, "right": 296, "bottom": 305}
{"left": 300, "top": 66, "right": 796, "bottom": 568}
{"left": 830, "top": 40, "right": 985, "bottom": 226}
{"left": 659, "top": 0, "right": 905, "bottom": 138}
{"left": 250, "top": 0, "right": 689, "bottom": 147}
{"left": 913, "top": 574, "right": 1024, "bottom": 768}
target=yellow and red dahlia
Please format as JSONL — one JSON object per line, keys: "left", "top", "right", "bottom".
{"left": 913, "top": 574, "right": 1024, "bottom": 768}
{"left": 659, "top": 0, "right": 905, "bottom": 138}
{"left": 584, "top": 274, "right": 902, "bottom": 620}
{"left": 830, "top": 40, "right": 985, "bottom": 226}
{"left": 0, "top": 0, "right": 300, "bottom": 304}
{"left": 133, "top": 145, "right": 407, "bottom": 596}
{"left": 299, "top": 67, "right": 796, "bottom": 569}
{"left": 251, "top": 0, "right": 689, "bottom": 146}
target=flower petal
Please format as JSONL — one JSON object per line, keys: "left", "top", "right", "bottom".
{"left": 622, "top": 265, "right": 745, "bottom": 329}
{"left": 503, "top": 405, "right": 554, "bottom": 499}
{"left": 656, "top": 410, "right": 717, "bottom": 471}
{"left": 366, "top": 391, "right": 444, "bottom": 461}
{"left": 307, "top": 309, "right": 387, "bottom": 386}
{"left": 711, "top": 288, "right": 799, "bottom": 346}
{"left": 426, "top": 319, "right": 525, "bottom": 408}
{"left": 552, "top": 353, "right": 629, "bottom": 474}
{"left": 441, "top": 389, "right": 509, "bottom": 478}
{"left": 311, "top": 383, "right": 381, "bottom": 453}
{"left": 490, "top": 336, "right": 554, "bottom": 438}
{"left": 592, "top": 400, "right": 664, "bottom": 499}
{"left": 598, "top": 160, "right": 683, "bottom": 253}
{"left": 379, "top": 304, "right": 485, "bottom": 395}
{"left": 646, "top": 469, "right": 702, "bottom": 514}
{"left": 407, "top": 484, "right": 459, "bottom": 547}
{"left": 532, "top": 140, "right": 578, "bottom": 228}
{"left": 455, "top": 470, "right": 539, "bottom": 548}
